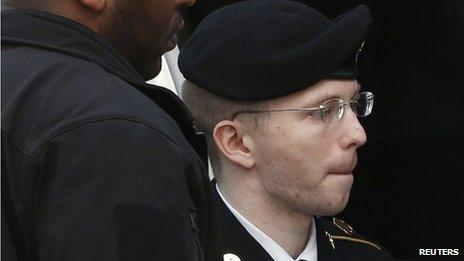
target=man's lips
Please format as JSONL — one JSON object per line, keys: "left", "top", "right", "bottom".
{"left": 329, "top": 156, "right": 357, "bottom": 175}
{"left": 329, "top": 170, "right": 354, "bottom": 175}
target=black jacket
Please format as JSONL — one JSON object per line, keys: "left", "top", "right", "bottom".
{"left": 209, "top": 184, "right": 393, "bottom": 261}
{"left": 2, "top": 9, "right": 211, "bottom": 261}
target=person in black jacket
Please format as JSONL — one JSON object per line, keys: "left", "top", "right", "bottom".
{"left": 180, "top": 1, "right": 393, "bottom": 260}
{"left": 1, "top": 0, "right": 213, "bottom": 260}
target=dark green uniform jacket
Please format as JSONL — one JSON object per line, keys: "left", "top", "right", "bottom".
{"left": 209, "top": 184, "right": 394, "bottom": 261}
{"left": 2, "top": 8, "right": 211, "bottom": 261}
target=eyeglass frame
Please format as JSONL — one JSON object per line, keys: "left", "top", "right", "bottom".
{"left": 230, "top": 91, "right": 374, "bottom": 123}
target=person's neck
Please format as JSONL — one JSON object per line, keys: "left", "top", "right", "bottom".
{"left": 218, "top": 177, "right": 312, "bottom": 259}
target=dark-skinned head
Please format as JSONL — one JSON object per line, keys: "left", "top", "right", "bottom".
{"left": 5, "top": 0, "right": 196, "bottom": 80}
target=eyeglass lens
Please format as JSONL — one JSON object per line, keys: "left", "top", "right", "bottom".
{"left": 351, "top": 92, "right": 374, "bottom": 117}
{"left": 321, "top": 92, "right": 374, "bottom": 123}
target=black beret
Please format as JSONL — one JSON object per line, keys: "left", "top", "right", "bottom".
{"left": 179, "top": 0, "right": 372, "bottom": 101}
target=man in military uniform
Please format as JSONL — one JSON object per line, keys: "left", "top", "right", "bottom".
{"left": 2, "top": 0, "right": 213, "bottom": 260}
{"left": 179, "top": 0, "right": 393, "bottom": 260}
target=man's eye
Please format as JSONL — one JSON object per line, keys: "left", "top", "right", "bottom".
{"left": 324, "top": 104, "right": 340, "bottom": 116}
{"left": 310, "top": 107, "right": 331, "bottom": 120}
{"left": 303, "top": 109, "right": 321, "bottom": 119}
{"left": 321, "top": 107, "right": 332, "bottom": 117}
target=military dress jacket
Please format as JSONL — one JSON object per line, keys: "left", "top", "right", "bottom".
{"left": 1, "top": 9, "right": 212, "bottom": 261}
{"left": 208, "top": 184, "right": 394, "bottom": 261}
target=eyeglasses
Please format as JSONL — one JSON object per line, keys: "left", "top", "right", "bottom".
{"left": 231, "top": 91, "right": 374, "bottom": 123}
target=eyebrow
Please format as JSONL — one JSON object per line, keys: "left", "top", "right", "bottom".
{"left": 301, "top": 94, "right": 341, "bottom": 108}
{"left": 300, "top": 83, "right": 362, "bottom": 108}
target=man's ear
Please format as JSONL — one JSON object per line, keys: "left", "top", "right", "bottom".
{"left": 213, "top": 120, "right": 255, "bottom": 169}
{"left": 78, "top": 0, "right": 106, "bottom": 12}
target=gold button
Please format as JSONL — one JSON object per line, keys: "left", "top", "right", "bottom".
{"left": 223, "top": 253, "right": 241, "bottom": 261}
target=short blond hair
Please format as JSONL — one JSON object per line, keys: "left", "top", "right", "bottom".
{"left": 181, "top": 80, "right": 268, "bottom": 176}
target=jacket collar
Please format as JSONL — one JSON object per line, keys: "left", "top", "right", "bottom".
{"left": 1, "top": 8, "right": 142, "bottom": 81}
{"left": 315, "top": 217, "right": 341, "bottom": 261}
{"left": 1, "top": 8, "right": 208, "bottom": 167}
{"left": 210, "top": 182, "right": 274, "bottom": 261}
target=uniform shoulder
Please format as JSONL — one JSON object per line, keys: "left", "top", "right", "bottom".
{"left": 315, "top": 217, "right": 394, "bottom": 260}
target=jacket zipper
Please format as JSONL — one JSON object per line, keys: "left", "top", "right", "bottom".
{"left": 190, "top": 211, "right": 204, "bottom": 261}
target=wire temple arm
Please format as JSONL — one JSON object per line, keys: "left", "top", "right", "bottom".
{"left": 231, "top": 107, "right": 322, "bottom": 119}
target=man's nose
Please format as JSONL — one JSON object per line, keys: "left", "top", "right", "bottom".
{"left": 176, "top": 0, "right": 196, "bottom": 8}
{"left": 339, "top": 108, "right": 367, "bottom": 150}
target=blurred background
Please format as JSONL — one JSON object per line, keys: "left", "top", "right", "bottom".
{"left": 154, "top": 0, "right": 464, "bottom": 259}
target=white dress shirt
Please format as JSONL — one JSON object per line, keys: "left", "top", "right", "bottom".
{"left": 217, "top": 184, "right": 318, "bottom": 261}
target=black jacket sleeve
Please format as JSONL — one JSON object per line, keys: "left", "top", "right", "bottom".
{"left": 36, "top": 118, "right": 203, "bottom": 261}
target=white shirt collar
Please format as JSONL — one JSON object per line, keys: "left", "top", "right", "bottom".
{"left": 217, "top": 184, "right": 318, "bottom": 261}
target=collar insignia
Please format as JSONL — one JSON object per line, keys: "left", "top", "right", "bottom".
{"left": 332, "top": 218, "right": 354, "bottom": 235}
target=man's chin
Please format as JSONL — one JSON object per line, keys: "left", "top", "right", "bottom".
{"left": 316, "top": 207, "right": 346, "bottom": 217}
{"left": 316, "top": 195, "right": 351, "bottom": 216}
{"left": 140, "top": 58, "right": 163, "bottom": 81}
{"left": 162, "top": 34, "right": 178, "bottom": 53}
